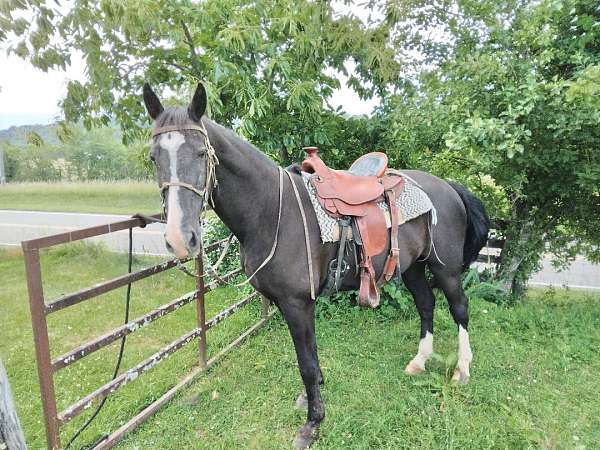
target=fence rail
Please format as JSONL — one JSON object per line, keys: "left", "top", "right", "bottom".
{"left": 22, "top": 214, "right": 272, "bottom": 450}
{"left": 476, "top": 231, "right": 505, "bottom": 265}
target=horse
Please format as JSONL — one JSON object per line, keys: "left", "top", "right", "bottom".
{"left": 142, "top": 82, "right": 490, "bottom": 449}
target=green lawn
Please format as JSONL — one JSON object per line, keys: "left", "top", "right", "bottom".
{"left": 1, "top": 245, "right": 599, "bottom": 449}
{"left": 0, "top": 181, "right": 159, "bottom": 214}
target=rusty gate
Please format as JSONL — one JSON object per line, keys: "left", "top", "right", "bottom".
{"left": 21, "top": 214, "right": 272, "bottom": 449}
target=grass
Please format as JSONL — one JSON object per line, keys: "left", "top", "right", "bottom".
{"left": 1, "top": 244, "right": 599, "bottom": 449}
{"left": 0, "top": 181, "right": 159, "bottom": 214}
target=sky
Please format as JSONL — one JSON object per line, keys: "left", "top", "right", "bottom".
{"left": 0, "top": 2, "right": 384, "bottom": 130}
{"left": 0, "top": 51, "right": 379, "bottom": 130}
{"left": 0, "top": 54, "right": 379, "bottom": 131}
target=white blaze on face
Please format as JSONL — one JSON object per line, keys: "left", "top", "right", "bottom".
{"left": 457, "top": 325, "right": 472, "bottom": 377}
{"left": 410, "top": 331, "right": 433, "bottom": 370}
{"left": 161, "top": 131, "right": 188, "bottom": 258}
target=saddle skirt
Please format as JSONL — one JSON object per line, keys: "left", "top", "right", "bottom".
{"left": 302, "top": 173, "right": 436, "bottom": 244}
{"left": 301, "top": 148, "right": 408, "bottom": 308}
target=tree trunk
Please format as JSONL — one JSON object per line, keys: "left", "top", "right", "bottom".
{"left": 0, "top": 359, "right": 27, "bottom": 450}
{"left": 279, "top": 146, "right": 292, "bottom": 168}
{"left": 497, "top": 225, "right": 532, "bottom": 297}
{"left": 496, "top": 201, "right": 544, "bottom": 299}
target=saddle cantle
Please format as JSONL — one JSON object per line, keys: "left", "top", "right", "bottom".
{"left": 301, "top": 147, "right": 405, "bottom": 308}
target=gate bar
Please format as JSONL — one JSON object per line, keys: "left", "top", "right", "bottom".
{"left": 57, "top": 292, "right": 261, "bottom": 424}
{"left": 94, "top": 311, "right": 275, "bottom": 450}
{"left": 45, "top": 259, "right": 189, "bottom": 314}
{"left": 21, "top": 215, "right": 161, "bottom": 251}
{"left": 52, "top": 291, "right": 197, "bottom": 371}
{"left": 51, "top": 268, "right": 243, "bottom": 371}
{"left": 45, "top": 237, "right": 231, "bottom": 314}
{"left": 23, "top": 249, "right": 61, "bottom": 450}
{"left": 58, "top": 327, "right": 202, "bottom": 424}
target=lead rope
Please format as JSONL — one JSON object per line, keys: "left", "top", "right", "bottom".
{"left": 235, "top": 166, "right": 284, "bottom": 286}
{"left": 171, "top": 167, "right": 284, "bottom": 287}
{"left": 64, "top": 228, "right": 134, "bottom": 450}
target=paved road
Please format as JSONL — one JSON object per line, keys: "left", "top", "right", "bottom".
{"left": 0, "top": 210, "right": 167, "bottom": 256}
{"left": 1, "top": 210, "right": 599, "bottom": 290}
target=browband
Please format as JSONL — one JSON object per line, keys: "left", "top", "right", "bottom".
{"left": 151, "top": 124, "right": 206, "bottom": 137}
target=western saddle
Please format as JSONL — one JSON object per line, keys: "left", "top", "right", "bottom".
{"left": 301, "top": 147, "right": 405, "bottom": 308}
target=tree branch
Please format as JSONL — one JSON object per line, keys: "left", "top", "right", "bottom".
{"left": 180, "top": 20, "right": 201, "bottom": 77}
{"left": 167, "top": 61, "right": 193, "bottom": 74}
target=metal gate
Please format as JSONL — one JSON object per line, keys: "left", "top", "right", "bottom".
{"left": 21, "top": 214, "right": 272, "bottom": 449}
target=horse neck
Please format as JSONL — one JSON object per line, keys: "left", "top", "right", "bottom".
{"left": 205, "top": 120, "right": 280, "bottom": 245}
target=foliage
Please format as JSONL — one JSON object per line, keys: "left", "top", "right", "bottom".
{"left": 202, "top": 215, "right": 242, "bottom": 277}
{"left": 376, "top": 0, "right": 600, "bottom": 297}
{"left": 2, "top": 124, "right": 152, "bottom": 182}
{"left": 3, "top": 142, "right": 63, "bottom": 181}
{"left": 0, "top": 0, "right": 401, "bottom": 164}
{"left": 461, "top": 268, "right": 507, "bottom": 305}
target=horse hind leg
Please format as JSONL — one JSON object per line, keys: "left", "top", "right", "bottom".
{"left": 432, "top": 268, "right": 472, "bottom": 384}
{"left": 402, "top": 262, "right": 435, "bottom": 375}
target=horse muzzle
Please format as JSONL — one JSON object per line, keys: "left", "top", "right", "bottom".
{"left": 164, "top": 226, "right": 201, "bottom": 259}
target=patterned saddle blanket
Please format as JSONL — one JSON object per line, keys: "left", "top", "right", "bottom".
{"left": 302, "top": 172, "right": 436, "bottom": 243}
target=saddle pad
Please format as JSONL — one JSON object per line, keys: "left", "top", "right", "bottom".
{"left": 301, "top": 172, "right": 437, "bottom": 243}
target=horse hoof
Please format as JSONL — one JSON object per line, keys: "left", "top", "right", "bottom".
{"left": 451, "top": 368, "right": 469, "bottom": 385}
{"left": 404, "top": 361, "right": 425, "bottom": 376}
{"left": 295, "top": 391, "right": 308, "bottom": 411}
{"left": 293, "top": 422, "right": 319, "bottom": 449}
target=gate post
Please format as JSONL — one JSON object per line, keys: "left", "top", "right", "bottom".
{"left": 260, "top": 296, "right": 270, "bottom": 319}
{"left": 195, "top": 250, "right": 207, "bottom": 369}
{"left": 0, "top": 359, "right": 26, "bottom": 450}
{"left": 23, "top": 248, "right": 61, "bottom": 450}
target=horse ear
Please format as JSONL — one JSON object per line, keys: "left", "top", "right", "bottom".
{"left": 188, "top": 83, "right": 207, "bottom": 122}
{"left": 143, "top": 83, "right": 164, "bottom": 120}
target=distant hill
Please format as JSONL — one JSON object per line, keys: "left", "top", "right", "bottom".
{"left": 0, "top": 123, "right": 60, "bottom": 147}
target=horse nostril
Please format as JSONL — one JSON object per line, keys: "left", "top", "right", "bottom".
{"left": 165, "top": 239, "right": 174, "bottom": 252}
{"left": 189, "top": 231, "right": 197, "bottom": 248}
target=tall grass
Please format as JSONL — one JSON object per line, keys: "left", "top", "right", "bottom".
{"left": 1, "top": 244, "right": 599, "bottom": 449}
{"left": 0, "top": 180, "right": 159, "bottom": 214}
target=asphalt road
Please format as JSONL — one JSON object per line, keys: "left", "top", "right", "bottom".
{"left": 0, "top": 210, "right": 168, "bottom": 256}
{"left": 1, "top": 210, "right": 599, "bottom": 290}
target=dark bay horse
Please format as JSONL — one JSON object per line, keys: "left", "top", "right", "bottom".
{"left": 143, "top": 83, "right": 489, "bottom": 448}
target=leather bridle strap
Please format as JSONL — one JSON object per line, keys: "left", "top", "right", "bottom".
{"left": 152, "top": 124, "right": 206, "bottom": 137}
{"left": 153, "top": 119, "right": 219, "bottom": 211}
{"left": 236, "top": 166, "right": 284, "bottom": 286}
{"left": 160, "top": 181, "right": 206, "bottom": 198}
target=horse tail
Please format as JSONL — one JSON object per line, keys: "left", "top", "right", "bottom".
{"left": 447, "top": 182, "right": 490, "bottom": 271}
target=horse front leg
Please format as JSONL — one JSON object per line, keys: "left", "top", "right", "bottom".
{"left": 279, "top": 298, "right": 324, "bottom": 449}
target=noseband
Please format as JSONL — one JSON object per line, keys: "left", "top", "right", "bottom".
{"left": 151, "top": 120, "right": 219, "bottom": 213}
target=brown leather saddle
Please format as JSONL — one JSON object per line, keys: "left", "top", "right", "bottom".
{"left": 301, "top": 147, "right": 405, "bottom": 307}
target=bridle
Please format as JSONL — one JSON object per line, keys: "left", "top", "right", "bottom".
{"left": 151, "top": 120, "right": 219, "bottom": 214}
{"left": 148, "top": 120, "right": 316, "bottom": 299}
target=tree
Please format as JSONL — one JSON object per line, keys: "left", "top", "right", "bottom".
{"left": 377, "top": 0, "right": 600, "bottom": 297}
{"left": 0, "top": 0, "right": 401, "bottom": 165}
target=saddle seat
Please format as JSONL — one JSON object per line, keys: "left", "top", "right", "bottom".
{"left": 301, "top": 149, "right": 393, "bottom": 217}
{"left": 300, "top": 147, "right": 405, "bottom": 309}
